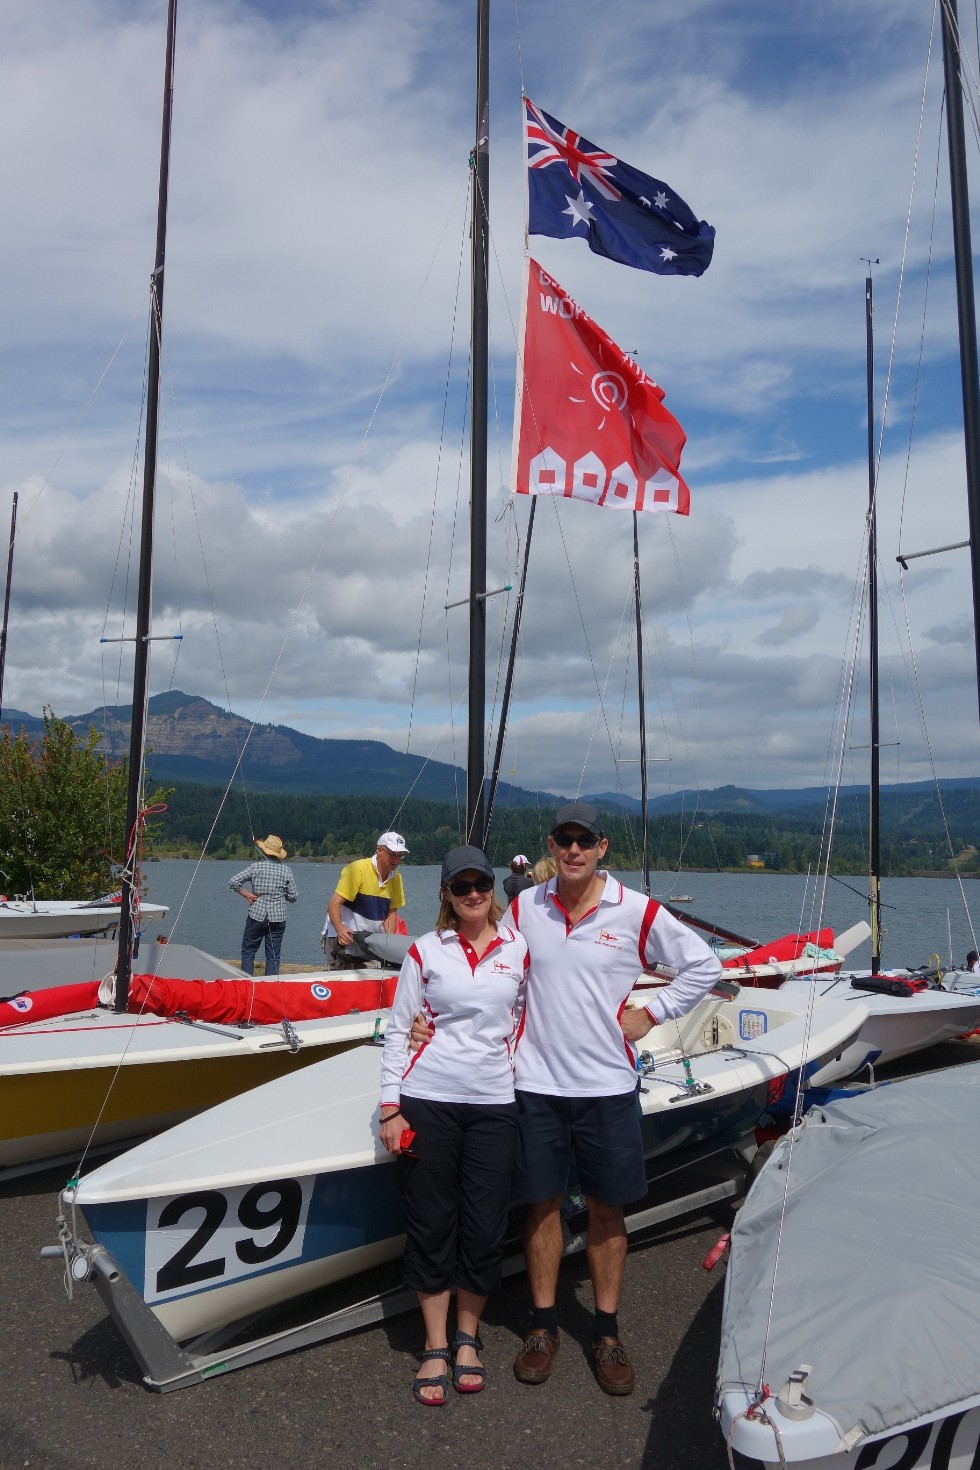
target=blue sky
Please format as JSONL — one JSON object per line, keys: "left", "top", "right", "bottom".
{"left": 2, "top": 0, "right": 978, "bottom": 800}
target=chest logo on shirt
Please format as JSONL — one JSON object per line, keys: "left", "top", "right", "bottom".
{"left": 491, "top": 960, "right": 512, "bottom": 974}
{"left": 596, "top": 929, "right": 624, "bottom": 949}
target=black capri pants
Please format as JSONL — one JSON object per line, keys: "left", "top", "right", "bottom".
{"left": 398, "top": 1097, "right": 517, "bottom": 1295}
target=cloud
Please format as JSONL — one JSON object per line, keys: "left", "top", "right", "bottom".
{"left": 1, "top": 0, "right": 976, "bottom": 803}
{"left": 756, "top": 603, "right": 821, "bottom": 647}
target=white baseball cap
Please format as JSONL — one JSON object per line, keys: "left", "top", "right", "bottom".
{"left": 512, "top": 853, "right": 531, "bottom": 867}
{"left": 377, "top": 831, "right": 409, "bottom": 855}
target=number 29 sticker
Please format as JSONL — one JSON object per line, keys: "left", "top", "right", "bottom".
{"left": 144, "top": 1176, "right": 313, "bottom": 1303}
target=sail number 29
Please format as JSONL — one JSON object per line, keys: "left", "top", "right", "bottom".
{"left": 144, "top": 1176, "right": 314, "bottom": 1303}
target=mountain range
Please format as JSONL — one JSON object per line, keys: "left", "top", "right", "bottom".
{"left": 6, "top": 692, "right": 979, "bottom": 815}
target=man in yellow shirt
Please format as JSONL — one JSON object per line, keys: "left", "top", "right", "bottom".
{"left": 322, "top": 831, "right": 408, "bottom": 968}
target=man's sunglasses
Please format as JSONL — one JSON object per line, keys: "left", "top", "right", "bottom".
{"left": 446, "top": 876, "right": 495, "bottom": 897}
{"left": 551, "top": 829, "right": 602, "bottom": 849}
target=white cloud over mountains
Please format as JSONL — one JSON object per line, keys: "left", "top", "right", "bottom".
{"left": 2, "top": 0, "right": 978, "bottom": 804}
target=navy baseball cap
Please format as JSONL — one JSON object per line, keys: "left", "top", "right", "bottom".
{"left": 441, "top": 844, "right": 495, "bottom": 886}
{"left": 551, "top": 801, "right": 603, "bottom": 838}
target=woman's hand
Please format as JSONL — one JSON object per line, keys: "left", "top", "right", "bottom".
{"left": 379, "top": 1111, "right": 406, "bottom": 1153}
{"left": 408, "top": 1012, "right": 434, "bottom": 1051}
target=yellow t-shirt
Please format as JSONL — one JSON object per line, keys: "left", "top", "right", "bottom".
{"left": 327, "top": 856, "right": 406, "bottom": 935}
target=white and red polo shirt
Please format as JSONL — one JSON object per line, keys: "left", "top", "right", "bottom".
{"left": 380, "top": 925, "right": 529, "bottom": 1107}
{"left": 509, "top": 873, "right": 721, "bottom": 1097}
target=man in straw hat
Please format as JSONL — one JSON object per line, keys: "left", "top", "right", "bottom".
{"left": 322, "top": 830, "right": 408, "bottom": 969}
{"left": 229, "top": 834, "right": 298, "bottom": 976}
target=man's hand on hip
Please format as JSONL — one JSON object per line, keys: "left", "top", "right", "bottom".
{"left": 620, "top": 1006, "right": 655, "bottom": 1042}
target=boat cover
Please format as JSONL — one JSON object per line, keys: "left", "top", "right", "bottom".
{"left": 0, "top": 971, "right": 397, "bottom": 1028}
{"left": 351, "top": 931, "right": 413, "bottom": 967}
{"left": 718, "top": 1062, "right": 980, "bottom": 1442}
{"left": 721, "top": 928, "right": 835, "bottom": 970}
{"left": 128, "top": 971, "right": 397, "bottom": 1023}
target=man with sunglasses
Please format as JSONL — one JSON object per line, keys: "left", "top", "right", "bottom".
{"left": 508, "top": 800, "right": 720, "bottom": 1395}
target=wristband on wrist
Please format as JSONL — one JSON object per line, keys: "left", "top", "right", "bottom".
{"left": 380, "top": 1109, "right": 402, "bottom": 1123}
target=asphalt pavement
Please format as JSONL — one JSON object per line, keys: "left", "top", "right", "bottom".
{"left": 1, "top": 1163, "right": 735, "bottom": 1470}
{"left": 4, "top": 1039, "right": 976, "bottom": 1470}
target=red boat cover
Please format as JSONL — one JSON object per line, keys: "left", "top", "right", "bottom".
{"left": 721, "top": 928, "right": 835, "bottom": 970}
{"left": 128, "top": 971, "right": 398, "bottom": 1023}
{"left": 0, "top": 981, "right": 102, "bottom": 1028}
{"left": 0, "top": 972, "right": 398, "bottom": 1029}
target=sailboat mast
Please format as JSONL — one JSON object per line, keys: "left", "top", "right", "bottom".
{"left": 115, "top": 0, "right": 177, "bottom": 1012}
{"left": 0, "top": 491, "right": 18, "bottom": 725}
{"left": 866, "top": 274, "right": 881, "bottom": 970}
{"left": 633, "top": 513, "right": 650, "bottom": 894}
{"left": 485, "top": 499, "right": 536, "bottom": 837}
{"left": 466, "top": 0, "right": 490, "bottom": 844}
{"left": 940, "top": 0, "right": 980, "bottom": 723}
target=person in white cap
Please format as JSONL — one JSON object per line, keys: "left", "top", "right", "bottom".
{"left": 322, "top": 830, "right": 409, "bottom": 969}
{"left": 503, "top": 854, "right": 534, "bottom": 904}
{"left": 229, "top": 834, "right": 298, "bottom": 975}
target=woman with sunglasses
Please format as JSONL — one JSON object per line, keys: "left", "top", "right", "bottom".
{"left": 379, "top": 844, "right": 528, "bottom": 1407}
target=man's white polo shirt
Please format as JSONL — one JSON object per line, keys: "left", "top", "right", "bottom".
{"left": 509, "top": 872, "right": 721, "bottom": 1097}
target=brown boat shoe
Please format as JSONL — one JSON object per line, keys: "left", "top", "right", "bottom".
{"left": 592, "top": 1336, "right": 636, "bottom": 1396}
{"left": 513, "top": 1328, "right": 560, "bottom": 1384}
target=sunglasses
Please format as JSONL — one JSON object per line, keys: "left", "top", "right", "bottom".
{"left": 551, "top": 829, "right": 602, "bottom": 849}
{"left": 446, "top": 876, "right": 495, "bottom": 896}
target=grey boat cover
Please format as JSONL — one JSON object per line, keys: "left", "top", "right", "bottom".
{"left": 717, "top": 1062, "right": 980, "bottom": 1442}
{"left": 350, "top": 930, "right": 413, "bottom": 968}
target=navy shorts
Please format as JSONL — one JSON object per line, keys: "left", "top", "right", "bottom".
{"left": 511, "top": 1088, "right": 648, "bottom": 1207}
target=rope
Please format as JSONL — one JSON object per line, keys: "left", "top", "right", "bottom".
{"left": 725, "top": 1398, "right": 788, "bottom": 1470}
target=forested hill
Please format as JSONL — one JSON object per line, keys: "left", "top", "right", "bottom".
{"left": 5, "top": 692, "right": 553, "bottom": 807}
{"left": 156, "top": 781, "right": 980, "bottom": 875}
{"left": 9, "top": 692, "right": 980, "bottom": 825}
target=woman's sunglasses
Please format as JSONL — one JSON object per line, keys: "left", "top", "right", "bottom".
{"left": 551, "top": 829, "right": 601, "bottom": 849}
{"left": 446, "top": 876, "right": 495, "bottom": 896}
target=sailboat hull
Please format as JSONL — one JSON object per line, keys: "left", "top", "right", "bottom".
{"left": 68, "top": 989, "right": 868, "bottom": 1343}
{"left": 0, "top": 901, "right": 169, "bottom": 939}
{"left": 716, "top": 1065, "right": 980, "bottom": 1468}
{"left": 1, "top": 1038, "right": 361, "bottom": 1169}
{"left": 0, "top": 1003, "right": 382, "bottom": 1171}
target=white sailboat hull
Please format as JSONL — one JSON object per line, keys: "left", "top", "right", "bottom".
{"left": 70, "top": 987, "right": 868, "bottom": 1341}
{"left": 0, "top": 900, "right": 169, "bottom": 939}
{"left": 772, "top": 972, "right": 980, "bottom": 1085}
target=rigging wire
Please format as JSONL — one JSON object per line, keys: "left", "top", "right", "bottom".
{"left": 155, "top": 179, "right": 475, "bottom": 944}
{"left": 405, "top": 177, "right": 470, "bottom": 765}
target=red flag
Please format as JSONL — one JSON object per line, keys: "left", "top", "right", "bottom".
{"left": 512, "top": 259, "right": 690, "bottom": 514}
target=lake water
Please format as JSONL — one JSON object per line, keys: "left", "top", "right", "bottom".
{"left": 142, "top": 860, "right": 980, "bottom": 971}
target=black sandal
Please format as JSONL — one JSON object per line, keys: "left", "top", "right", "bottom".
{"left": 412, "top": 1347, "right": 450, "bottom": 1407}
{"left": 451, "top": 1330, "right": 487, "bottom": 1394}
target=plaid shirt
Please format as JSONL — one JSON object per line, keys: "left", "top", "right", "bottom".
{"left": 229, "top": 859, "right": 298, "bottom": 924}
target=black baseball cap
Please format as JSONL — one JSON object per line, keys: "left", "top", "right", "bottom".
{"left": 441, "top": 844, "right": 495, "bottom": 886}
{"left": 551, "top": 801, "right": 603, "bottom": 838}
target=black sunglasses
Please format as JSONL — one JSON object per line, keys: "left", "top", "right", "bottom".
{"left": 551, "top": 829, "right": 602, "bottom": 849}
{"left": 446, "top": 876, "right": 495, "bottom": 896}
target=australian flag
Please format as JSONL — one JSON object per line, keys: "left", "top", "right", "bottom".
{"left": 525, "top": 97, "right": 714, "bottom": 278}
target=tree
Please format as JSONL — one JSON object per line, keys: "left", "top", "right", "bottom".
{"left": 0, "top": 711, "right": 169, "bottom": 899}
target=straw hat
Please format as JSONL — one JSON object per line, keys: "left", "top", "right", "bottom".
{"left": 255, "top": 834, "right": 288, "bottom": 860}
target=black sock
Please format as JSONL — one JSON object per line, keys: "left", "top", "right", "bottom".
{"left": 593, "top": 1309, "right": 619, "bottom": 1341}
{"left": 530, "top": 1305, "right": 559, "bottom": 1336}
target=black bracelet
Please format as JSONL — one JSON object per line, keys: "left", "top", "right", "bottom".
{"left": 380, "top": 1110, "right": 403, "bottom": 1124}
